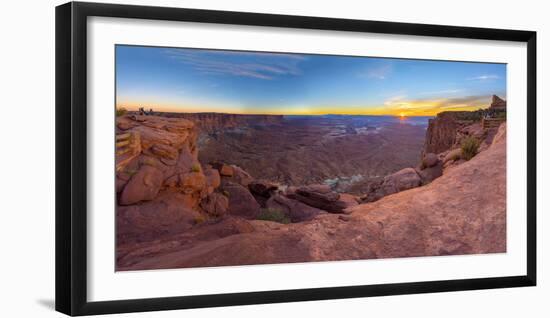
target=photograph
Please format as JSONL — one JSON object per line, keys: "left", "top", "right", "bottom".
{"left": 114, "top": 45, "right": 508, "bottom": 271}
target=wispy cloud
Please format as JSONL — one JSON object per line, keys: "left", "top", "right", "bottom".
{"left": 467, "top": 74, "right": 500, "bottom": 81}
{"left": 378, "top": 94, "right": 492, "bottom": 116}
{"left": 201, "top": 50, "right": 307, "bottom": 60}
{"left": 164, "top": 49, "right": 306, "bottom": 80}
{"left": 420, "top": 89, "right": 463, "bottom": 96}
{"left": 358, "top": 63, "right": 392, "bottom": 80}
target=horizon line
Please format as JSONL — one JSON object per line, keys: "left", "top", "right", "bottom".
{"left": 118, "top": 108, "right": 492, "bottom": 117}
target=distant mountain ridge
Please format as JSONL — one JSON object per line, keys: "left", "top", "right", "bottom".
{"left": 155, "top": 112, "right": 284, "bottom": 134}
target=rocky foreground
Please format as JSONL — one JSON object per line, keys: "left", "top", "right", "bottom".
{"left": 115, "top": 96, "right": 507, "bottom": 271}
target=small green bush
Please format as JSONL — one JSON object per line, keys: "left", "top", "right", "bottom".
{"left": 126, "top": 168, "right": 138, "bottom": 176}
{"left": 193, "top": 214, "right": 206, "bottom": 225}
{"left": 449, "top": 150, "right": 462, "bottom": 161}
{"left": 453, "top": 111, "right": 483, "bottom": 122}
{"left": 257, "top": 208, "right": 290, "bottom": 224}
{"left": 116, "top": 107, "right": 127, "bottom": 117}
{"left": 191, "top": 163, "right": 201, "bottom": 173}
{"left": 461, "top": 136, "right": 481, "bottom": 161}
{"left": 495, "top": 111, "right": 507, "bottom": 119}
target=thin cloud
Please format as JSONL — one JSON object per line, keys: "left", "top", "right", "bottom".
{"left": 467, "top": 75, "right": 500, "bottom": 81}
{"left": 164, "top": 49, "right": 306, "bottom": 80}
{"left": 381, "top": 94, "right": 493, "bottom": 115}
{"left": 420, "top": 89, "right": 463, "bottom": 96}
{"left": 358, "top": 63, "right": 392, "bottom": 80}
{"left": 205, "top": 50, "right": 307, "bottom": 60}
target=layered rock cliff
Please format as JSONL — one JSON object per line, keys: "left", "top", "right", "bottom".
{"left": 115, "top": 115, "right": 227, "bottom": 244}
{"left": 158, "top": 112, "right": 284, "bottom": 134}
{"left": 423, "top": 95, "right": 506, "bottom": 156}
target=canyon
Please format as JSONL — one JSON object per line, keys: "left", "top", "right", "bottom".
{"left": 115, "top": 96, "right": 506, "bottom": 270}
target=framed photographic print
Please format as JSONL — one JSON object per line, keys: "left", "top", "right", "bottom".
{"left": 55, "top": 1, "right": 536, "bottom": 316}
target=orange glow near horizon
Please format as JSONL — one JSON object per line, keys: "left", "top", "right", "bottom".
{"left": 116, "top": 98, "right": 489, "bottom": 117}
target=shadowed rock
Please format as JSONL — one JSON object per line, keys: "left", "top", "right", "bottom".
{"left": 201, "top": 192, "right": 229, "bottom": 217}
{"left": 266, "top": 194, "right": 325, "bottom": 222}
{"left": 361, "top": 167, "right": 422, "bottom": 203}
{"left": 422, "top": 153, "right": 439, "bottom": 168}
{"left": 230, "top": 165, "right": 254, "bottom": 187}
{"left": 119, "top": 165, "right": 163, "bottom": 205}
{"left": 222, "top": 182, "right": 261, "bottom": 219}
{"left": 289, "top": 184, "right": 357, "bottom": 213}
{"left": 249, "top": 180, "right": 279, "bottom": 198}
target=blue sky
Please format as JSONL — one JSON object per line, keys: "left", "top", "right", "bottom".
{"left": 115, "top": 45, "right": 506, "bottom": 116}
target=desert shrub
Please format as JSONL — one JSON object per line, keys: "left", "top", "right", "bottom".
{"left": 193, "top": 214, "right": 206, "bottom": 225}
{"left": 125, "top": 168, "right": 138, "bottom": 176}
{"left": 452, "top": 110, "right": 483, "bottom": 122}
{"left": 222, "top": 190, "right": 230, "bottom": 197}
{"left": 495, "top": 111, "right": 507, "bottom": 119}
{"left": 191, "top": 163, "right": 201, "bottom": 173}
{"left": 449, "top": 151, "right": 462, "bottom": 161}
{"left": 116, "top": 107, "right": 127, "bottom": 117}
{"left": 257, "top": 208, "right": 290, "bottom": 224}
{"left": 141, "top": 157, "right": 158, "bottom": 167}
{"left": 461, "top": 136, "right": 481, "bottom": 161}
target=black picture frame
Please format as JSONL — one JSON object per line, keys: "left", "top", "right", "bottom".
{"left": 55, "top": 1, "right": 537, "bottom": 316}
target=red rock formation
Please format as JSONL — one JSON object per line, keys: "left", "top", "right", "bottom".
{"left": 423, "top": 96, "right": 505, "bottom": 158}
{"left": 423, "top": 112, "right": 462, "bottom": 154}
{"left": 286, "top": 184, "right": 358, "bottom": 213}
{"left": 266, "top": 194, "right": 325, "bottom": 222}
{"left": 117, "top": 124, "right": 506, "bottom": 270}
{"left": 159, "top": 112, "right": 284, "bottom": 134}
{"left": 360, "top": 167, "right": 422, "bottom": 203}
{"left": 490, "top": 95, "right": 507, "bottom": 110}
{"left": 115, "top": 115, "right": 233, "bottom": 243}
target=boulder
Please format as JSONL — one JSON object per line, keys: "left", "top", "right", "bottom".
{"left": 384, "top": 168, "right": 422, "bottom": 192}
{"left": 249, "top": 180, "right": 279, "bottom": 198}
{"left": 289, "top": 184, "right": 355, "bottom": 213}
{"left": 361, "top": 167, "right": 422, "bottom": 203}
{"left": 178, "top": 172, "right": 206, "bottom": 194}
{"left": 422, "top": 153, "right": 439, "bottom": 168}
{"left": 219, "top": 165, "right": 234, "bottom": 177}
{"left": 417, "top": 162, "right": 443, "bottom": 185}
{"left": 204, "top": 168, "right": 221, "bottom": 189}
{"left": 222, "top": 182, "right": 261, "bottom": 219}
{"left": 119, "top": 165, "right": 164, "bottom": 205}
{"left": 230, "top": 165, "right": 254, "bottom": 187}
{"left": 266, "top": 194, "right": 324, "bottom": 222}
{"left": 201, "top": 192, "right": 229, "bottom": 217}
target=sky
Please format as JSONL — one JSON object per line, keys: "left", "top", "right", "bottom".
{"left": 115, "top": 45, "right": 507, "bottom": 116}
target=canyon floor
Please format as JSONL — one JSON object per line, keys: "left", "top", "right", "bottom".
{"left": 198, "top": 115, "right": 428, "bottom": 194}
